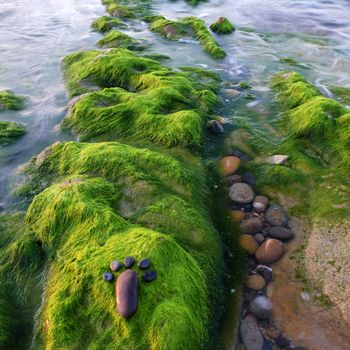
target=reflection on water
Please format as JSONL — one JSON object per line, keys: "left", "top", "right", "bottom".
{"left": 1, "top": 0, "right": 350, "bottom": 209}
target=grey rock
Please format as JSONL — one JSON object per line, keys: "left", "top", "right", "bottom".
{"left": 254, "top": 233, "right": 265, "bottom": 244}
{"left": 265, "top": 155, "right": 288, "bottom": 165}
{"left": 102, "top": 272, "right": 113, "bottom": 282}
{"left": 240, "top": 217, "right": 264, "bottom": 234}
{"left": 229, "top": 183, "right": 255, "bottom": 204}
{"left": 110, "top": 260, "right": 122, "bottom": 272}
{"left": 265, "top": 204, "right": 288, "bottom": 227}
{"left": 138, "top": 258, "right": 151, "bottom": 269}
{"left": 268, "top": 226, "right": 294, "bottom": 241}
{"left": 249, "top": 296, "right": 273, "bottom": 319}
{"left": 209, "top": 120, "right": 224, "bottom": 134}
{"left": 124, "top": 256, "right": 135, "bottom": 268}
{"left": 275, "top": 336, "right": 290, "bottom": 348}
{"left": 240, "top": 314, "right": 264, "bottom": 350}
{"left": 143, "top": 269, "right": 157, "bottom": 282}
{"left": 253, "top": 196, "right": 269, "bottom": 214}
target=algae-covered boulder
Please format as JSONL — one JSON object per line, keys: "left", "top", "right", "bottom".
{"left": 0, "top": 90, "right": 25, "bottom": 111}
{"left": 210, "top": 17, "right": 235, "bottom": 34}
{"left": 0, "top": 121, "right": 26, "bottom": 145}
{"left": 148, "top": 16, "right": 191, "bottom": 40}
{"left": 92, "top": 16, "right": 126, "bottom": 33}
{"left": 62, "top": 49, "right": 220, "bottom": 146}
{"left": 97, "top": 30, "right": 143, "bottom": 50}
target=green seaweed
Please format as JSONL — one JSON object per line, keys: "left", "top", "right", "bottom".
{"left": 62, "top": 49, "right": 220, "bottom": 146}
{"left": 210, "top": 17, "right": 235, "bottom": 34}
{"left": 92, "top": 16, "right": 126, "bottom": 33}
{"left": 0, "top": 90, "right": 25, "bottom": 111}
{"left": 0, "top": 121, "right": 26, "bottom": 145}
{"left": 329, "top": 86, "right": 350, "bottom": 105}
{"left": 149, "top": 16, "right": 191, "bottom": 40}
{"left": 97, "top": 30, "right": 143, "bottom": 50}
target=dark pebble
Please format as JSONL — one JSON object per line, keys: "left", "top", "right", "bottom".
{"left": 240, "top": 155, "right": 251, "bottom": 161}
{"left": 124, "top": 256, "right": 135, "bottom": 268}
{"left": 223, "top": 174, "right": 242, "bottom": 187}
{"left": 295, "top": 347, "right": 308, "bottom": 350}
{"left": 242, "top": 203, "right": 253, "bottom": 211}
{"left": 209, "top": 120, "right": 224, "bottom": 134}
{"left": 257, "top": 267, "right": 273, "bottom": 284}
{"left": 143, "top": 269, "right": 157, "bottom": 282}
{"left": 138, "top": 258, "right": 151, "bottom": 269}
{"left": 110, "top": 260, "right": 122, "bottom": 272}
{"left": 242, "top": 172, "right": 256, "bottom": 186}
{"left": 276, "top": 336, "right": 290, "bottom": 348}
{"left": 254, "top": 233, "right": 265, "bottom": 244}
{"left": 102, "top": 272, "right": 113, "bottom": 282}
{"left": 263, "top": 339, "right": 273, "bottom": 350}
{"left": 229, "top": 202, "right": 241, "bottom": 210}
{"left": 230, "top": 149, "right": 244, "bottom": 158}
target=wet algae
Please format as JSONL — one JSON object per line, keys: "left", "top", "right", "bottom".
{"left": 0, "top": 121, "right": 26, "bottom": 145}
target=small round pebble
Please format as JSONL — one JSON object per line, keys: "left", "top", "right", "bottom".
{"left": 242, "top": 172, "right": 256, "bottom": 186}
{"left": 110, "top": 260, "right": 122, "bottom": 272}
{"left": 138, "top": 258, "right": 151, "bottom": 269}
{"left": 254, "top": 233, "right": 265, "bottom": 244}
{"left": 143, "top": 270, "right": 157, "bottom": 282}
{"left": 209, "top": 120, "right": 224, "bottom": 134}
{"left": 262, "top": 268, "right": 274, "bottom": 284}
{"left": 124, "top": 256, "right": 135, "bottom": 268}
{"left": 102, "top": 272, "right": 113, "bottom": 282}
{"left": 275, "top": 336, "right": 290, "bottom": 348}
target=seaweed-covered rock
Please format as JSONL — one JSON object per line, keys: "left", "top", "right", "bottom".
{"left": 229, "top": 183, "right": 255, "bottom": 204}
{"left": 0, "top": 90, "right": 25, "bottom": 111}
{"left": 210, "top": 17, "right": 235, "bottom": 34}
{"left": 97, "top": 30, "right": 142, "bottom": 50}
{"left": 149, "top": 16, "right": 191, "bottom": 40}
{"left": 116, "top": 269, "right": 138, "bottom": 318}
{"left": 61, "top": 49, "right": 221, "bottom": 146}
{"left": 0, "top": 121, "right": 26, "bottom": 145}
{"left": 91, "top": 16, "right": 125, "bottom": 33}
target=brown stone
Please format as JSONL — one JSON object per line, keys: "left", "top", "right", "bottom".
{"left": 223, "top": 174, "right": 242, "bottom": 187}
{"left": 218, "top": 156, "right": 240, "bottom": 177}
{"left": 116, "top": 270, "right": 138, "bottom": 318}
{"left": 240, "top": 217, "right": 264, "bottom": 234}
{"left": 230, "top": 210, "right": 245, "bottom": 223}
{"left": 255, "top": 239, "right": 284, "bottom": 264}
{"left": 246, "top": 275, "right": 266, "bottom": 290}
{"left": 240, "top": 234, "right": 259, "bottom": 256}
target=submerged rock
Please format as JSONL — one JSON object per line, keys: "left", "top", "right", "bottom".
{"left": 143, "top": 269, "right": 157, "bottom": 282}
{"left": 240, "top": 217, "right": 264, "bottom": 234}
{"left": 255, "top": 239, "right": 284, "bottom": 264}
{"left": 218, "top": 156, "right": 241, "bottom": 177}
{"left": 265, "top": 204, "right": 289, "bottom": 227}
{"left": 249, "top": 296, "right": 273, "bottom": 319}
{"left": 110, "top": 260, "right": 122, "bottom": 272}
{"left": 0, "top": 121, "right": 26, "bottom": 146}
{"left": 229, "top": 183, "right": 255, "bottom": 204}
{"left": 240, "top": 314, "right": 264, "bottom": 350}
{"left": 116, "top": 270, "right": 138, "bottom": 318}
{"left": 138, "top": 258, "right": 151, "bottom": 269}
{"left": 103, "top": 272, "right": 113, "bottom": 282}
{"left": 124, "top": 256, "right": 135, "bottom": 268}
{"left": 267, "top": 226, "right": 294, "bottom": 240}
{"left": 0, "top": 90, "right": 25, "bottom": 111}
{"left": 210, "top": 17, "right": 235, "bottom": 34}
{"left": 209, "top": 120, "right": 224, "bottom": 134}
{"left": 240, "top": 235, "right": 259, "bottom": 256}
{"left": 253, "top": 196, "right": 269, "bottom": 214}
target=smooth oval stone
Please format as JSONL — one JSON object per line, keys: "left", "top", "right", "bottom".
{"left": 230, "top": 210, "right": 245, "bottom": 223}
{"left": 265, "top": 154, "right": 288, "bottom": 165}
{"left": 255, "top": 239, "right": 284, "bottom": 264}
{"left": 249, "top": 296, "right": 273, "bottom": 319}
{"left": 254, "top": 233, "right": 265, "bottom": 244}
{"left": 209, "top": 120, "right": 224, "bottom": 134}
{"left": 116, "top": 270, "right": 138, "bottom": 318}
{"left": 138, "top": 258, "right": 151, "bottom": 269}
{"left": 103, "top": 272, "right": 113, "bottom": 282}
{"left": 229, "top": 183, "right": 255, "bottom": 204}
{"left": 261, "top": 268, "right": 274, "bottom": 284}
{"left": 124, "top": 256, "right": 135, "bottom": 268}
{"left": 110, "top": 260, "right": 122, "bottom": 272}
{"left": 239, "top": 235, "right": 259, "bottom": 256}
{"left": 223, "top": 174, "right": 242, "bottom": 187}
{"left": 240, "top": 314, "right": 264, "bottom": 350}
{"left": 218, "top": 156, "right": 241, "bottom": 177}
{"left": 253, "top": 196, "right": 269, "bottom": 214}
{"left": 143, "top": 269, "right": 157, "bottom": 282}
{"left": 267, "top": 226, "right": 294, "bottom": 241}
{"left": 246, "top": 275, "right": 266, "bottom": 290}
{"left": 265, "top": 204, "right": 288, "bottom": 227}
{"left": 230, "top": 149, "right": 243, "bottom": 158}
{"left": 242, "top": 172, "right": 256, "bottom": 186}
{"left": 240, "top": 217, "right": 264, "bottom": 234}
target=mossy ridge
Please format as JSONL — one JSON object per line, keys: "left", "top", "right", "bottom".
{"left": 147, "top": 16, "right": 226, "bottom": 59}
{"left": 210, "top": 17, "right": 235, "bottom": 34}
{"left": 92, "top": 16, "right": 126, "bottom": 33}
{"left": 102, "top": 0, "right": 153, "bottom": 19}
{"left": 0, "top": 121, "right": 26, "bottom": 145}
{"left": 25, "top": 168, "right": 218, "bottom": 349}
{"left": 0, "top": 90, "right": 25, "bottom": 111}
{"left": 0, "top": 213, "right": 45, "bottom": 349}
{"left": 97, "top": 30, "right": 144, "bottom": 50}
{"left": 62, "top": 49, "right": 221, "bottom": 146}
{"left": 329, "top": 86, "right": 350, "bottom": 105}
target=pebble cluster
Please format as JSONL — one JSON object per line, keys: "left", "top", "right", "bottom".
{"left": 102, "top": 256, "right": 157, "bottom": 318}
{"left": 218, "top": 152, "right": 308, "bottom": 350}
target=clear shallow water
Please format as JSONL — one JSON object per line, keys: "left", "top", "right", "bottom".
{"left": 0, "top": 0, "right": 104, "bottom": 207}
{"left": 0, "top": 0, "right": 350, "bottom": 209}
